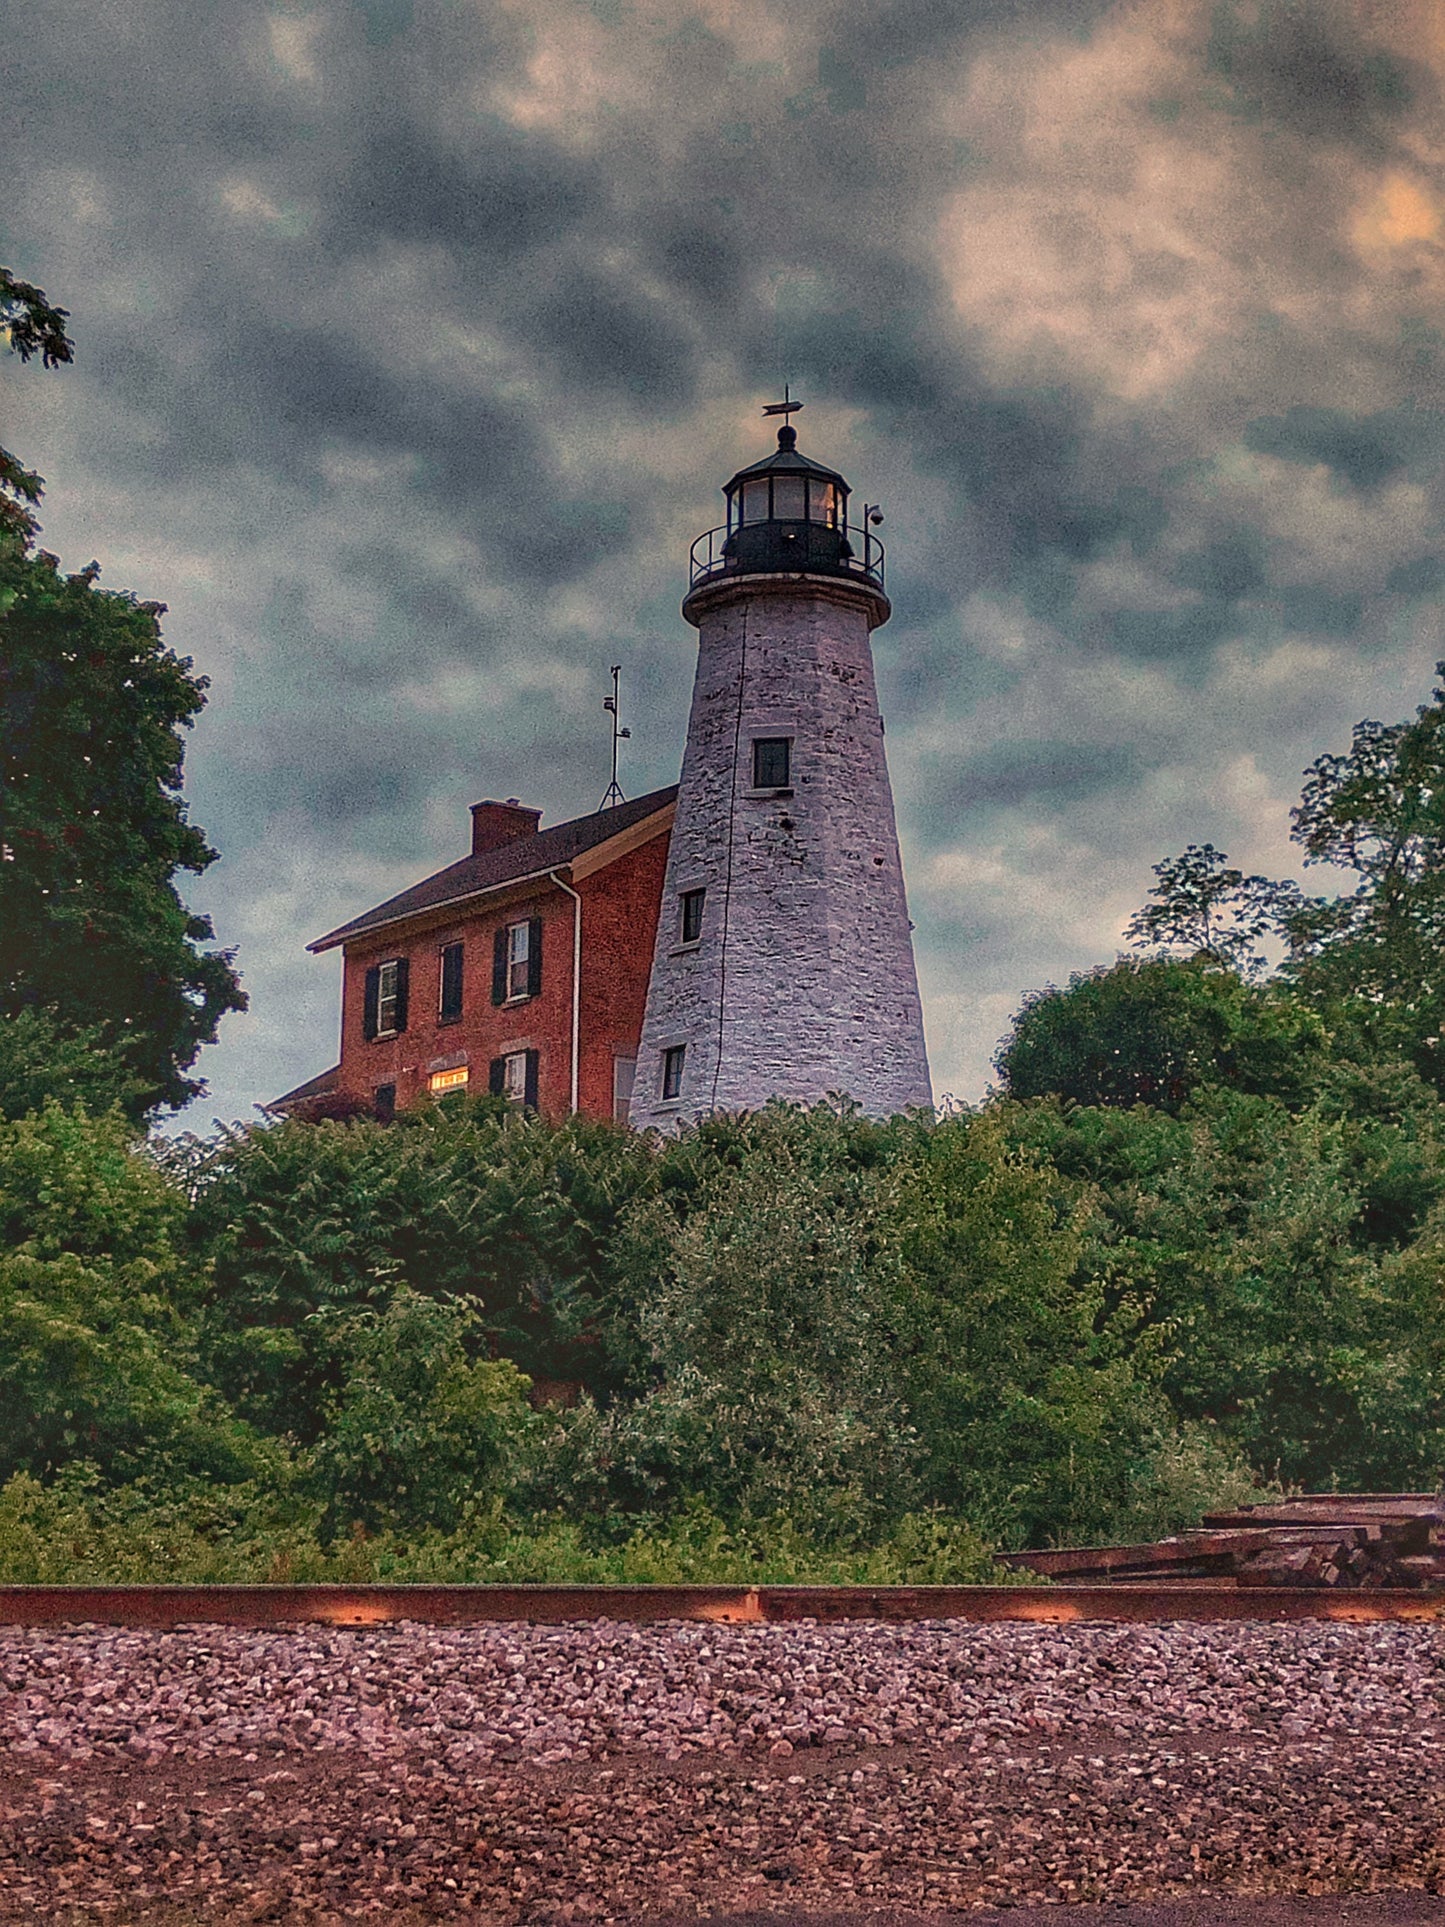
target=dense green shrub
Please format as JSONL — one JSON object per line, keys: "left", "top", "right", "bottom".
{"left": 305, "top": 1291, "right": 533, "bottom": 1540}
{"left": 1, "top": 1079, "right": 1440, "bottom": 1580}
{"left": 1004, "top": 1090, "right": 1445, "bottom": 1488}
{"left": 183, "top": 1098, "right": 653, "bottom": 1440}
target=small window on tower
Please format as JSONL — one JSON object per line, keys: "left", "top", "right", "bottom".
{"left": 680, "top": 888, "right": 706, "bottom": 945}
{"left": 662, "top": 1044, "right": 686, "bottom": 1102}
{"left": 752, "top": 737, "right": 791, "bottom": 789}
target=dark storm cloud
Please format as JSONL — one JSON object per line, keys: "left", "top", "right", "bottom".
{"left": 1243, "top": 404, "right": 1441, "bottom": 490}
{"left": 519, "top": 264, "right": 701, "bottom": 404}
{"left": 343, "top": 117, "right": 601, "bottom": 259}
{"left": 938, "top": 741, "right": 1144, "bottom": 816}
{"left": 1206, "top": 0, "right": 1421, "bottom": 151}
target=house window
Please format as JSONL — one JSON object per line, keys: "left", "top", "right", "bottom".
{"left": 613, "top": 1055, "right": 636, "bottom": 1124}
{"left": 508, "top": 922, "right": 530, "bottom": 998}
{"left": 662, "top": 1044, "right": 686, "bottom": 1102}
{"left": 364, "top": 958, "right": 409, "bottom": 1039}
{"left": 752, "top": 737, "right": 791, "bottom": 789}
{"left": 378, "top": 960, "right": 402, "bottom": 1034}
{"left": 373, "top": 1083, "right": 396, "bottom": 1123}
{"left": 489, "top": 1048, "right": 539, "bottom": 1109}
{"left": 438, "top": 941, "right": 464, "bottom": 1023}
{"left": 680, "top": 887, "right": 706, "bottom": 945}
{"left": 493, "top": 918, "right": 543, "bottom": 1004}
{"left": 429, "top": 1065, "right": 469, "bottom": 1094}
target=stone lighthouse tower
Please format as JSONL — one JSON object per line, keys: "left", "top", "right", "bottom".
{"left": 632, "top": 408, "right": 932, "bottom": 1127}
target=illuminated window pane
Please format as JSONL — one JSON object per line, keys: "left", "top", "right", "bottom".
{"left": 429, "top": 1066, "right": 469, "bottom": 1094}
{"left": 808, "top": 482, "right": 837, "bottom": 525}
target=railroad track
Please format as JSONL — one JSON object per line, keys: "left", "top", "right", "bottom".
{"left": 2, "top": 1582, "right": 1444, "bottom": 1627}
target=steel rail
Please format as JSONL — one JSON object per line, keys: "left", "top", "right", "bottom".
{"left": 1, "top": 1583, "right": 1443, "bottom": 1629}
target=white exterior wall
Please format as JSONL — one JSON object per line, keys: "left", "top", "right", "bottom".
{"left": 633, "top": 572, "right": 932, "bottom": 1127}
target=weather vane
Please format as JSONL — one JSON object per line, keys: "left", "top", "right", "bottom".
{"left": 762, "top": 384, "right": 803, "bottom": 424}
{"left": 599, "top": 663, "right": 631, "bottom": 810}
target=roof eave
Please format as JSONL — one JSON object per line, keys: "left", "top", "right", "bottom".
{"left": 306, "top": 792, "right": 677, "bottom": 954}
{"left": 307, "top": 860, "right": 572, "bottom": 954}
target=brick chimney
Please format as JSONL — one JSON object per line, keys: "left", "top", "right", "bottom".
{"left": 470, "top": 798, "right": 542, "bottom": 855}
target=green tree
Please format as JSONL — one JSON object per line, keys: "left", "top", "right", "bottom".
{"left": 1279, "top": 667, "right": 1445, "bottom": 1090}
{"left": 996, "top": 955, "right": 1326, "bottom": 1113}
{"left": 1126, "top": 842, "right": 1299, "bottom": 975}
{"left": 524, "top": 1102, "right": 922, "bottom": 1541}
{"left": 0, "top": 543, "right": 246, "bottom": 1118}
{"left": 306, "top": 1291, "right": 532, "bottom": 1540}
{"left": 0, "top": 1104, "right": 260, "bottom": 1485}
{"left": 1004, "top": 1091, "right": 1445, "bottom": 1489}
{"left": 187, "top": 1097, "right": 653, "bottom": 1440}
{"left": 1, "top": 268, "right": 73, "bottom": 541}
{"left": 894, "top": 1106, "right": 1254, "bottom": 1545}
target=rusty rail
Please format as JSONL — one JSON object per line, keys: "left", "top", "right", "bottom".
{"left": 1, "top": 1583, "right": 1443, "bottom": 1628}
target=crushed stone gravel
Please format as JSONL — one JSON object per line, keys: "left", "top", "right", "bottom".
{"left": 0, "top": 1617, "right": 1440, "bottom": 1920}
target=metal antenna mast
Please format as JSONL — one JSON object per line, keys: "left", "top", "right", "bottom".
{"left": 599, "top": 663, "right": 630, "bottom": 809}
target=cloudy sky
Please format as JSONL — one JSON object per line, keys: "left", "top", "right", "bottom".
{"left": 7, "top": 0, "right": 1445, "bottom": 1120}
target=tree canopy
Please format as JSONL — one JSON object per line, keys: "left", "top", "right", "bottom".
{"left": 1, "top": 269, "right": 73, "bottom": 541}
{"left": 996, "top": 955, "right": 1326, "bottom": 1113}
{"left": 2, "top": 268, "right": 245, "bottom": 1120}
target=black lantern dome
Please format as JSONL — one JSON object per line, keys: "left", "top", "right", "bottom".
{"left": 687, "top": 420, "right": 884, "bottom": 592}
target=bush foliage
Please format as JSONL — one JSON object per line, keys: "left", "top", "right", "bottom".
{"left": 3, "top": 1068, "right": 1439, "bottom": 1584}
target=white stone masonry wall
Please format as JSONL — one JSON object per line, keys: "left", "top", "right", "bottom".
{"left": 633, "top": 575, "right": 931, "bottom": 1127}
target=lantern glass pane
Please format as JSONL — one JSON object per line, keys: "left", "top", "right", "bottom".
{"left": 742, "top": 479, "right": 770, "bottom": 523}
{"left": 808, "top": 482, "right": 837, "bottom": 525}
{"left": 772, "top": 475, "right": 804, "bottom": 519}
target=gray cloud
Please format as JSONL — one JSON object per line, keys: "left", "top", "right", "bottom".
{"left": 1243, "top": 405, "right": 1440, "bottom": 490}
{"left": 6, "top": 0, "right": 1445, "bottom": 1116}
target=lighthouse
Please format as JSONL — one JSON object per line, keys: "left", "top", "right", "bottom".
{"left": 631, "top": 407, "right": 932, "bottom": 1127}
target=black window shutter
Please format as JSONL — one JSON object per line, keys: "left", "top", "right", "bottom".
{"left": 363, "top": 965, "right": 381, "bottom": 1040}
{"left": 488, "top": 1056, "right": 505, "bottom": 1095}
{"left": 492, "top": 928, "right": 508, "bottom": 1005}
{"left": 523, "top": 1048, "right": 539, "bottom": 1110}
{"left": 393, "top": 957, "right": 410, "bottom": 1033}
{"left": 527, "top": 917, "right": 544, "bottom": 998}
{"left": 440, "top": 943, "right": 464, "bottom": 1022}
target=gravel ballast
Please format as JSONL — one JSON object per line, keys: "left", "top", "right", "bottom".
{"left": 0, "top": 1617, "right": 1442, "bottom": 1920}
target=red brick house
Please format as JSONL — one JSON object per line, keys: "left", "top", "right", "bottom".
{"left": 277, "top": 786, "right": 676, "bottom": 1123}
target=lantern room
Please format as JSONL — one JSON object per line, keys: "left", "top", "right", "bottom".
{"left": 687, "top": 421, "right": 885, "bottom": 590}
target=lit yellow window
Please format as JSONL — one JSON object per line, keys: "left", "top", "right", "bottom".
{"left": 429, "top": 1066, "right": 470, "bottom": 1094}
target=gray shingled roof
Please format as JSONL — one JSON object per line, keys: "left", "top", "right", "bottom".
{"left": 268, "top": 1063, "right": 340, "bottom": 1109}
{"left": 309, "top": 785, "right": 678, "bottom": 953}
